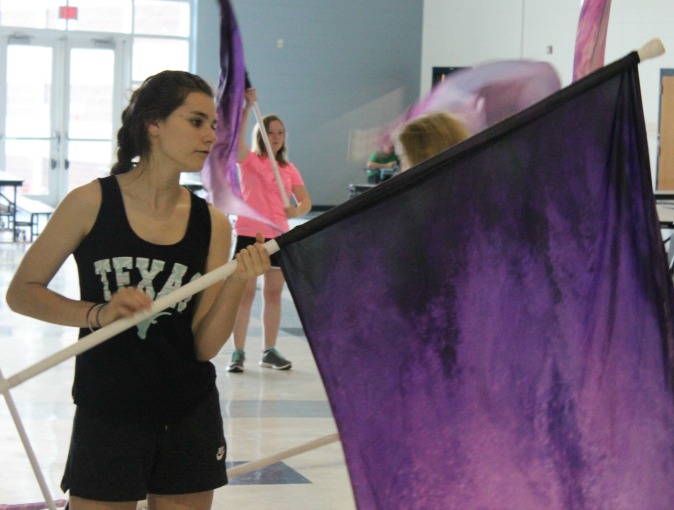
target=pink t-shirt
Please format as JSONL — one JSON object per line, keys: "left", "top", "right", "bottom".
{"left": 234, "top": 152, "right": 305, "bottom": 239}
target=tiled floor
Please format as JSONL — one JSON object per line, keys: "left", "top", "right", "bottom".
{"left": 0, "top": 219, "right": 356, "bottom": 509}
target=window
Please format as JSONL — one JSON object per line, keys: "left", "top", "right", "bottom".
{"left": 132, "top": 37, "right": 190, "bottom": 81}
{"left": 0, "top": 0, "right": 193, "bottom": 73}
{"left": 0, "top": 0, "right": 195, "bottom": 202}
{"left": 0, "top": 0, "right": 66, "bottom": 30}
{"left": 134, "top": 0, "right": 191, "bottom": 37}
{"left": 66, "top": 0, "right": 133, "bottom": 33}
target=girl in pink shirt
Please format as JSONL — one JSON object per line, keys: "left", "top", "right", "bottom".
{"left": 228, "top": 88, "right": 312, "bottom": 373}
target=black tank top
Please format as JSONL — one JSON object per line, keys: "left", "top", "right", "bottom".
{"left": 72, "top": 176, "right": 214, "bottom": 425}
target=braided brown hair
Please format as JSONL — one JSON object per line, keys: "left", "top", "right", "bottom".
{"left": 111, "top": 70, "right": 213, "bottom": 175}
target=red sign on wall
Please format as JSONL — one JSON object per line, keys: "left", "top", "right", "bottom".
{"left": 59, "top": 6, "right": 78, "bottom": 20}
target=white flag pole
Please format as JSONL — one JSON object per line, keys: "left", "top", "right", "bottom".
{"left": 0, "top": 240, "right": 281, "bottom": 395}
{"left": 136, "top": 432, "right": 341, "bottom": 509}
{"left": 251, "top": 101, "right": 291, "bottom": 208}
{"left": 1, "top": 368, "right": 59, "bottom": 510}
{"left": 226, "top": 433, "right": 340, "bottom": 478}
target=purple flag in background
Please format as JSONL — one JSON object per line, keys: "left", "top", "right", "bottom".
{"left": 386, "top": 60, "right": 561, "bottom": 140}
{"left": 278, "top": 53, "right": 674, "bottom": 509}
{"left": 201, "top": 0, "right": 273, "bottom": 225}
{"left": 573, "top": 0, "right": 613, "bottom": 81}
{"left": 201, "top": 0, "right": 244, "bottom": 210}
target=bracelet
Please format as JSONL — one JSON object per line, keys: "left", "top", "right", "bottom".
{"left": 86, "top": 303, "right": 107, "bottom": 332}
{"left": 94, "top": 303, "right": 108, "bottom": 329}
{"left": 85, "top": 303, "right": 98, "bottom": 332}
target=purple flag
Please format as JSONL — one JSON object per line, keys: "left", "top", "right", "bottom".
{"left": 573, "top": 0, "right": 613, "bottom": 81}
{"left": 278, "top": 53, "right": 674, "bottom": 509}
{"left": 201, "top": 0, "right": 273, "bottom": 225}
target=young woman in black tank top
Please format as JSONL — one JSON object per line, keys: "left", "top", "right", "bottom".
{"left": 6, "top": 71, "right": 270, "bottom": 509}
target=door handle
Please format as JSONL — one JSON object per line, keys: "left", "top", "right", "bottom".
{"left": 51, "top": 158, "right": 57, "bottom": 170}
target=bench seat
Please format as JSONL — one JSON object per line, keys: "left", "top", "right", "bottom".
{"left": 15, "top": 196, "right": 55, "bottom": 242}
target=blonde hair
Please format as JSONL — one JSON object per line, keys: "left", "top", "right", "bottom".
{"left": 397, "top": 112, "right": 470, "bottom": 169}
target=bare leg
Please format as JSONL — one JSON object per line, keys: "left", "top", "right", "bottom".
{"left": 69, "top": 496, "right": 137, "bottom": 510}
{"left": 232, "top": 276, "right": 258, "bottom": 351}
{"left": 262, "top": 268, "right": 285, "bottom": 350}
{"left": 147, "top": 490, "right": 213, "bottom": 510}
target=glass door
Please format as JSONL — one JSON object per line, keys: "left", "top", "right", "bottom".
{"left": 1, "top": 32, "right": 127, "bottom": 205}
{"left": 64, "top": 37, "right": 125, "bottom": 197}
{"left": 2, "top": 34, "right": 58, "bottom": 201}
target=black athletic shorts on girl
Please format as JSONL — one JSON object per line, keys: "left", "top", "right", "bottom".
{"left": 60, "top": 388, "right": 227, "bottom": 501}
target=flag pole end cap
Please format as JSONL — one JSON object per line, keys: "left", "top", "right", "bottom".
{"left": 638, "top": 38, "right": 665, "bottom": 62}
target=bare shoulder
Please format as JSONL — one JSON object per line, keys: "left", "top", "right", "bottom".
{"left": 49, "top": 179, "right": 102, "bottom": 234}
{"left": 205, "top": 204, "right": 232, "bottom": 269}
{"left": 20, "top": 180, "right": 103, "bottom": 265}
{"left": 61, "top": 179, "right": 102, "bottom": 207}
{"left": 207, "top": 204, "right": 232, "bottom": 237}
{"left": 237, "top": 150, "right": 252, "bottom": 165}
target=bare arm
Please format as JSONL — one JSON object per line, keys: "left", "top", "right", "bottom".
{"left": 6, "top": 183, "right": 100, "bottom": 326}
{"left": 236, "top": 88, "right": 257, "bottom": 164}
{"left": 285, "top": 184, "right": 312, "bottom": 219}
{"left": 6, "top": 182, "right": 152, "bottom": 329}
{"left": 366, "top": 160, "right": 397, "bottom": 170}
{"left": 191, "top": 207, "right": 270, "bottom": 361}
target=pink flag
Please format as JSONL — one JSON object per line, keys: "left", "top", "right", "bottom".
{"left": 573, "top": 0, "right": 613, "bottom": 81}
{"left": 384, "top": 60, "right": 561, "bottom": 141}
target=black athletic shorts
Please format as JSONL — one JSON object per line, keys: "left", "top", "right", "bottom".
{"left": 235, "top": 235, "right": 280, "bottom": 268}
{"left": 61, "top": 388, "right": 227, "bottom": 501}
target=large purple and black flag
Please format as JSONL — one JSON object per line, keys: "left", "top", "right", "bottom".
{"left": 277, "top": 52, "right": 674, "bottom": 509}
